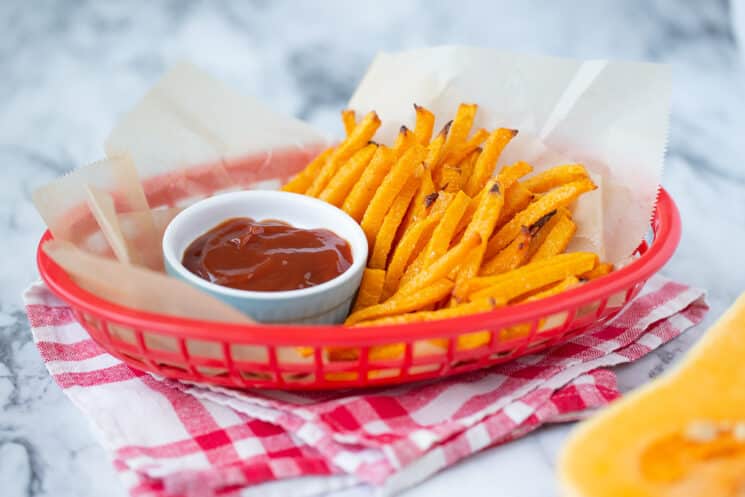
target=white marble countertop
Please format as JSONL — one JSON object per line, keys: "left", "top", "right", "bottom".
{"left": 2, "top": 1, "right": 744, "bottom": 496}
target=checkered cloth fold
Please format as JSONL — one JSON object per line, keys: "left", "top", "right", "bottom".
{"left": 24, "top": 275, "right": 707, "bottom": 497}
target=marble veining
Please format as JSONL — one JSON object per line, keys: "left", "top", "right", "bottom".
{"left": 1, "top": 1, "right": 744, "bottom": 496}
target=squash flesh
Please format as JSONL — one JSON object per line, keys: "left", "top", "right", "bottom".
{"left": 558, "top": 293, "right": 745, "bottom": 497}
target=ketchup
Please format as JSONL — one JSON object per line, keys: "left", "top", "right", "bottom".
{"left": 182, "top": 217, "right": 353, "bottom": 292}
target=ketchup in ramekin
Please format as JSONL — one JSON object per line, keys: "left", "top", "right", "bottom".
{"left": 182, "top": 218, "right": 353, "bottom": 292}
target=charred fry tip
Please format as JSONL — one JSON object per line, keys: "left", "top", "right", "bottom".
{"left": 400, "top": 125, "right": 410, "bottom": 134}
{"left": 367, "top": 140, "right": 378, "bottom": 146}
{"left": 489, "top": 182, "right": 501, "bottom": 194}
{"left": 509, "top": 129, "right": 519, "bottom": 137}
{"left": 528, "top": 209, "right": 558, "bottom": 236}
{"left": 489, "top": 297, "right": 497, "bottom": 307}
{"left": 413, "top": 103, "right": 421, "bottom": 111}
{"left": 441, "top": 182, "right": 450, "bottom": 191}
{"left": 579, "top": 277, "right": 589, "bottom": 283}
{"left": 439, "top": 120, "right": 453, "bottom": 137}
{"left": 518, "top": 242, "right": 526, "bottom": 249}
{"left": 424, "top": 192, "right": 439, "bottom": 208}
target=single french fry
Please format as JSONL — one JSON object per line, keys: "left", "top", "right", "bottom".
{"left": 393, "top": 125, "right": 417, "bottom": 159}
{"left": 344, "top": 279, "right": 454, "bottom": 325}
{"left": 467, "top": 252, "right": 598, "bottom": 302}
{"left": 516, "top": 276, "right": 580, "bottom": 303}
{"left": 486, "top": 178, "right": 596, "bottom": 256}
{"left": 413, "top": 104, "right": 435, "bottom": 145}
{"left": 400, "top": 168, "right": 435, "bottom": 233}
{"left": 480, "top": 227, "right": 532, "bottom": 275}
{"left": 421, "top": 190, "right": 471, "bottom": 266}
{"left": 441, "top": 103, "right": 477, "bottom": 166}
{"left": 425, "top": 122, "right": 449, "bottom": 167}
{"left": 341, "top": 109, "right": 356, "bottom": 136}
{"left": 463, "top": 128, "right": 519, "bottom": 196}
{"left": 399, "top": 191, "right": 458, "bottom": 287}
{"left": 383, "top": 215, "right": 441, "bottom": 300}
{"left": 369, "top": 173, "right": 422, "bottom": 269}
{"left": 529, "top": 212, "right": 577, "bottom": 262}
{"left": 464, "top": 178, "right": 505, "bottom": 241}
{"left": 360, "top": 144, "right": 426, "bottom": 246}
{"left": 281, "top": 147, "right": 334, "bottom": 194}
{"left": 397, "top": 234, "right": 479, "bottom": 296}
{"left": 353, "top": 296, "right": 501, "bottom": 327}
{"left": 452, "top": 177, "right": 506, "bottom": 299}
{"left": 351, "top": 268, "right": 386, "bottom": 312}
{"left": 522, "top": 164, "right": 589, "bottom": 193}
{"left": 446, "top": 128, "right": 489, "bottom": 166}
{"left": 341, "top": 146, "right": 395, "bottom": 221}
{"left": 580, "top": 262, "right": 614, "bottom": 281}
{"left": 306, "top": 111, "right": 381, "bottom": 196}
{"left": 318, "top": 143, "right": 377, "bottom": 206}
{"left": 428, "top": 121, "right": 452, "bottom": 183}
{"left": 523, "top": 209, "right": 563, "bottom": 258}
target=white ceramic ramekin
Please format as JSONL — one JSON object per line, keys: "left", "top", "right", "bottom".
{"left": 162, "top": 191, "right": 368, "bottom": 324}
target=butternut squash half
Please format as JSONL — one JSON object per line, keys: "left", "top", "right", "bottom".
{"left": 559, "top": 293, "right": 745, "bottom": 497}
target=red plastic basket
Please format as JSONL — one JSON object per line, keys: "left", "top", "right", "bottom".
{"left": 37, "top": 188, "right": 680, "bottom": 390}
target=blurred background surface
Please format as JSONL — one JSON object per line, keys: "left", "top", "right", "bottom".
{"left": 1, "top": 1, "right": 744, "bottom": 496}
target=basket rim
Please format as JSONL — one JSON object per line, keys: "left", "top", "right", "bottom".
{"left": 37, "top": 188, "right": 681, "bottom": 346}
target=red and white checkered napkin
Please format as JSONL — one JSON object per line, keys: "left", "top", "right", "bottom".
{"left": 24, "top": 276, "right": 707, "bottom": 497}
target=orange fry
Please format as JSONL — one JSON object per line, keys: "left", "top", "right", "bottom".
{"left": 369, "top": 174, "right": 422, "bottom": 269}
{"left": 345, "top": 279, "right": 454, "bottom": 325}
{"left": 457, "top": 147, "right": 480, "bottom": 188}
{"left": 360, "top": 144, "right": 426, "bottom": 246}
{"left": 421, "top": 190, "right": 471, "bottom": 266}
{"left": 281, "top": 147, "right": 333, "bottom": 194}
{"left": 341, "top": 146, "right": 395, "bottom": 222}
{"left": 306, "top": 110, "right": 381, "bottom": 196}
{"left": 529, "top": 211, "right": 577, "bottom": 262}
{"left": 413, "top": 104, "right": 435, "bottom": 144}
{"left": 353, "top": 296, "right": 501, "bottom": 327}
{"left": 441, "top": 103, "right": 477, "bottom": 166}
{"left": 522, "top": 164, "right": 589, "bottom": 193}
{"left": 341, "top": 109, "right": 356, "bottom": 136}
{"left": 425, "top": 122, "right": 450, "bottom": 168}
{"left": 400, "top": 191, "right": 457, "bottom": 286}
{"left": 351, "top": 268, "right": 386, "bottom": 312}
{"left": 467, "top": 252, "right": 598, "bottom": 302}
{"left": 480, "top": 227, "right": 532, "bottom": 276}
{"left": 393, "top": 125, "right": 417, "bottom": 159}
{"left": 495, "top": 182, "right": 535, "bottom": 230}
{"left": 516, "top": 276, "right": 580, "bottom": 303}
{"left": 452, "top": 177, "right": 507, "bottom": 299}
{"left": 463, "top": 128, "right": 518, "bottom": 196}
{"left": 318, "top": 144, "right": 377, "bottom": 207}
{"left": 400, "top": 168, "right": 435, "bottom": 233}
{"left": 486, "top": 178, "right": 596, "bottom": 257}
{"left": 397, "top": 234, "right": 480, "bottom": 296}
{"left": 580, "top": 262, "right": 614, "bottom": 281}
{"left": 455, "top": 161, "right": 532, "bottom": 236}
{"left": 383, "top": 215, "right": 441, "bottom": 300}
